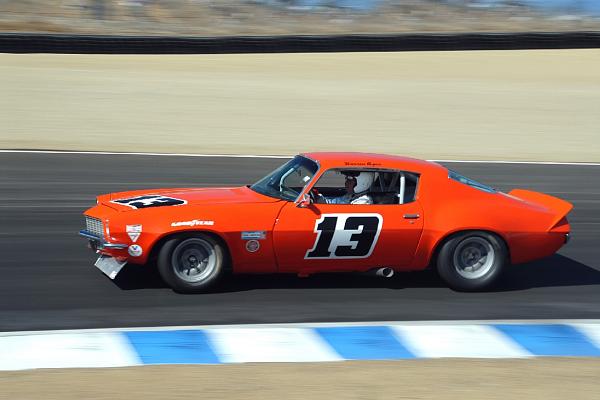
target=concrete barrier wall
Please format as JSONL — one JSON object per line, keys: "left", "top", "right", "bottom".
{"left": 1, "top": 49, "right": 599, "bottom": 162}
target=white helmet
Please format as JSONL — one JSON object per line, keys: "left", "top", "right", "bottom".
{"left": 354, "top": 172, "right": 375, "bottom": 193}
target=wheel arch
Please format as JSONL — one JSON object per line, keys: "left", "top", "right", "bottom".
{"left": 427, "top": 228, "right": 511, "bottom": 269}
{"left": 147, "top": 229, "right": 232, "bottom": 272}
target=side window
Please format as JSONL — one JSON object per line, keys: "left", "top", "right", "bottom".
{"left": 312, "top": 168, "right": 419, "bottom": 205}
{"left": 370, "top": 170, "right": 419, "bottom": 205}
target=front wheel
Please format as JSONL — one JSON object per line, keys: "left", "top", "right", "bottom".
{"left": 157, "top": 234, "right": 227, "bottom": 293}
{"left": 436, "top": 231, "right": 507, "bottom": 291}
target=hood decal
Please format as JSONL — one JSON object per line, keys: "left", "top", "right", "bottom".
{"left": 104, "top": 186, "right": 280, "bottom": 211}
{"left": 111, "top": 195, "right": 187, "bottom": 209}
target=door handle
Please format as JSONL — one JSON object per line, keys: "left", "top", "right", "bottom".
{"left": 403, "top": 214, "right": 420, "bottom": 219}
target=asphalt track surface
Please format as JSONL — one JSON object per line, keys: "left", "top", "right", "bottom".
{"left": 1, "top": 153, "right": 599, "bottom": 332}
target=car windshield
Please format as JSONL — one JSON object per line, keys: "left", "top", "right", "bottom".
{"left": 449, "top": 170, "right": 497, "bottom": 193}
{"left": 250, "top": 155, "right": 319, "bottom": 201}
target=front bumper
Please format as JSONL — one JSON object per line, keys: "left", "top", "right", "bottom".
{"left": 94, "top": 255, "right": 128, "bottom": 280}
{"left": 79, "top": 230, "right": 128, "bottom": 251}
{"left": 79, "top": 230, "right": 129, "bottom": 279}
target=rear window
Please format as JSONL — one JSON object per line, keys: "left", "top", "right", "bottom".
{"left": 448, "top": 170, "right": 496, "bottom": 194}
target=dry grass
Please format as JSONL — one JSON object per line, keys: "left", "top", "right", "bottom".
{"left": 2, "top": 359, "right": 600, "bottom": 400}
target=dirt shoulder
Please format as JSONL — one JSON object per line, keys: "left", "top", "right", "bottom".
{"left": 1, "top": 50, "right": 599, "bottom": 162}
{"left": 2, "top": 359, "right": 600, "bottom": 400}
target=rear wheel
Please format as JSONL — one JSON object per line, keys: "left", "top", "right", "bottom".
{"left": 436, "top": 231, "right": 507, "bottom": 291}
{"left": 157, "top": 234, "right": 227, "bottom": 293}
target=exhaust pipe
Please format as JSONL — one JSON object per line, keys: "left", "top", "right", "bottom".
{"left": 372, "top": 267, "right": 394, "bottom": 278}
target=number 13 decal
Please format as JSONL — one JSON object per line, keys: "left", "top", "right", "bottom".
{"left": 305, "top": 214, "right": 383, "bottom": 259}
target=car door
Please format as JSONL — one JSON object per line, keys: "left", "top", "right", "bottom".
{"left": 272, "top": 200, "right": 424, "bottom": 274}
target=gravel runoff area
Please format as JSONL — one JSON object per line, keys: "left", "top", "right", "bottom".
{"left": 1, "top": 49, "right": 599, "bottom": 162}
{"left": 2, "top": 359, "right": 600, "bottom": 400}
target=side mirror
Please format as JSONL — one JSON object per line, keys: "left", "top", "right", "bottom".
{"left": 296, "top": 193, "right": 312, "bottom": 208}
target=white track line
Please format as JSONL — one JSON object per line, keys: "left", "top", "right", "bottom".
{"left": 0, "top": 149, "right": 290, "bottom": 159}
{"left": 1, "top": 149, "right": 599, "bottom": 166}
{"left": 434, "top": 159, "right": 600, "bottom": 166}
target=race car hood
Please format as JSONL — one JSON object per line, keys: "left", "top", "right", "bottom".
{"left": 98, "top": 186, "right": 281, "bottom": 211}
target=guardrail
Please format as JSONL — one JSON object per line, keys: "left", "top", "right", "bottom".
{"left": 1, "top": 31, "right": 599, "bottom": 54}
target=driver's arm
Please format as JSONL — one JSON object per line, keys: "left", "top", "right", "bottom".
{"left": 350, "top": 195, "right": 373, "bottom": 205}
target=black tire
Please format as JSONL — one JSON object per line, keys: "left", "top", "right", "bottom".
{"left": 157, "top": 234, "right": 227, "bottom": 293}
{"left": 436, "top": 231, "right": 507, "bottom": 292}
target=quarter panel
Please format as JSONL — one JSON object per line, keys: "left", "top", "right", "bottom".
{"left": 411, "top": 175, "right": 559, "bottom": 269}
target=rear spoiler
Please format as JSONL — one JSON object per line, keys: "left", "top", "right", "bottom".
{"left": 508, "top": 189, "right": 573, "bottom": 229}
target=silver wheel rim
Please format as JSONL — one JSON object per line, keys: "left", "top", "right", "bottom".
{"left": 172, "top": 238, "right": 217, "bottom": 283}
{"left": 453, "top": 237, "right": 495, "bottom": 280}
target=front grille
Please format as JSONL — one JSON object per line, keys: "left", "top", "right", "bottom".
{"left": 85, "top": 216, "right": 104, "bottom": 238}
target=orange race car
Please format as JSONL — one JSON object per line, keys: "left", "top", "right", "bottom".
{"left": 79, "top": 152, "right": 572, "bottom": 293}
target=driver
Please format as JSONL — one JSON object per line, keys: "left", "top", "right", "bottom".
{"left": 316, "top": 172, "right": 374, "bottom": 204}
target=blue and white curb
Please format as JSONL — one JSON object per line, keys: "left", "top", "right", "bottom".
{"left": 2, "top": 320, "right": 600, "bottom": 370}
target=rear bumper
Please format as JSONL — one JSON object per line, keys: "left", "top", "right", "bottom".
{"left": 79, "top": 230, "right": 128, "bottom": 251}
{"left": 509, "top": 231, "right": 569, "bottom": 264}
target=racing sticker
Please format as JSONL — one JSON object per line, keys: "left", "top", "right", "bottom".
{"left": 245, "top": 240, "right": 260, "bottom": 253}
{"left": 171, "top": 220, "right": 214, "bottom": 227}
{"left": 126, "top": 224, "right": 142, "bottom": 242}
{"left": 241, "top": 231, "right": 266, "bottom": 240}
{"left": 128, "top": 244, "right": 143, "bottom": 257}
{"left": 111, "top": 195, "right": 186, "bottom": 209}
{"left": 305, "top": 213, "right": 383, "bottom": 259}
